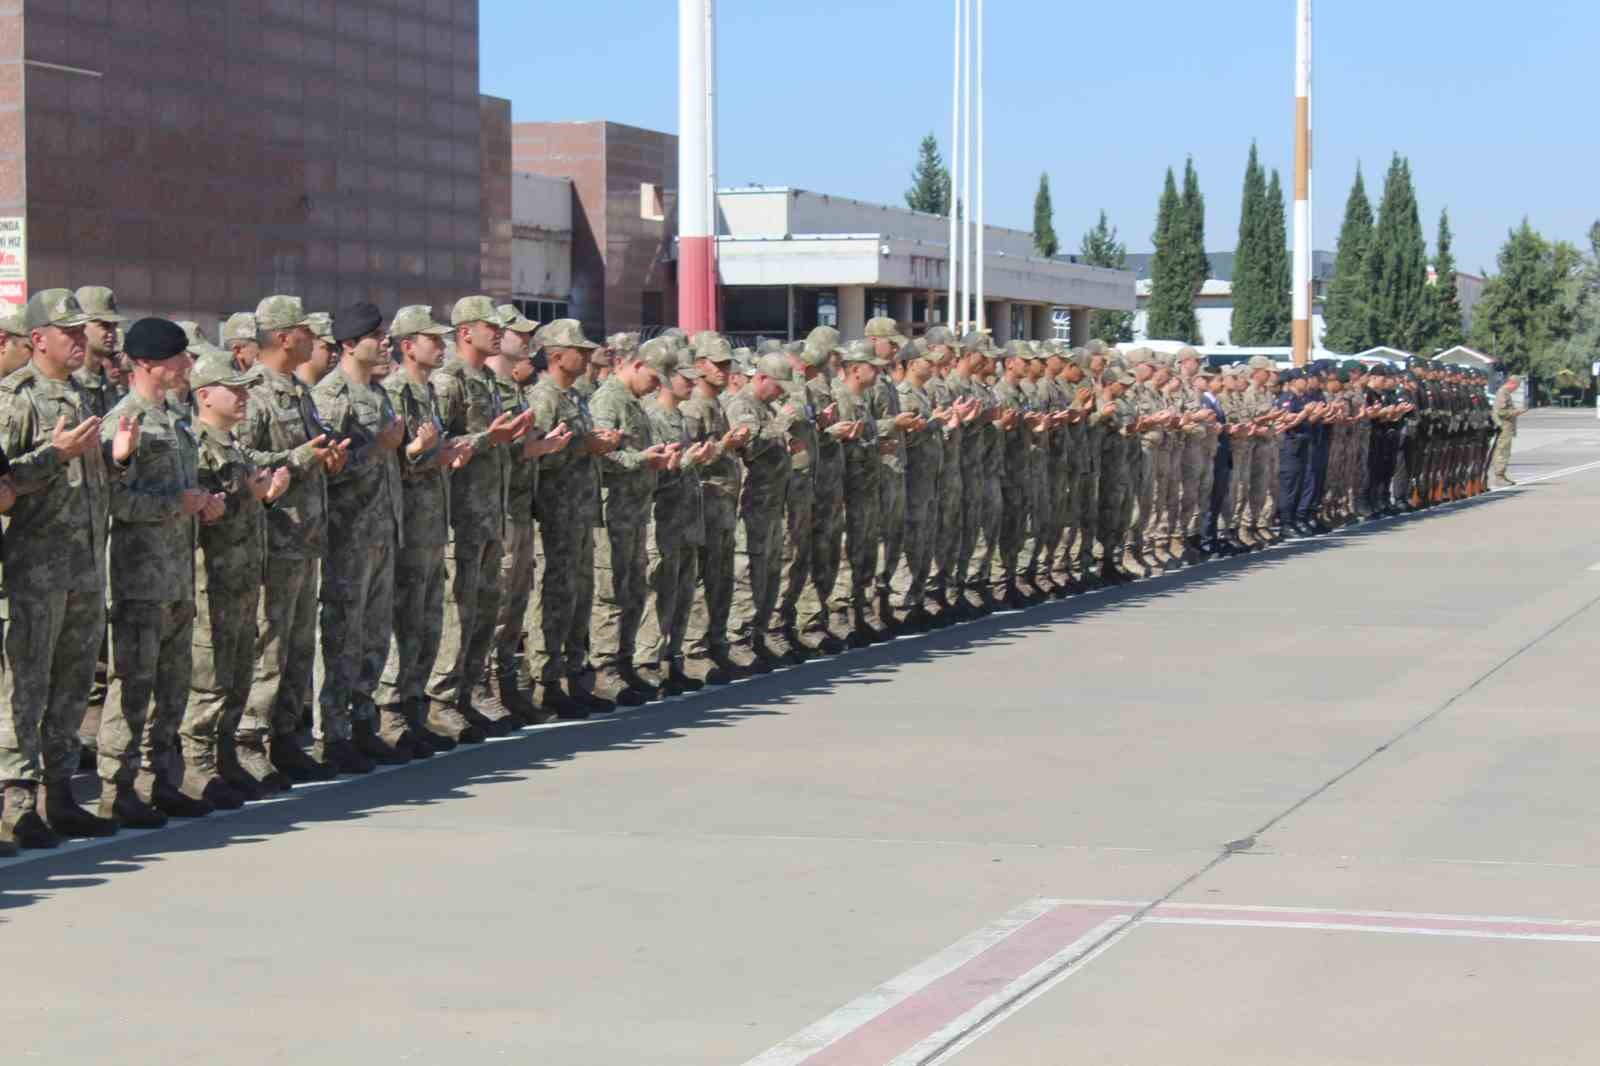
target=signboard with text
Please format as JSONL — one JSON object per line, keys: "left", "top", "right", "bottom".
{"left": 0, "top": 217, "right": 25, "bottom": 304}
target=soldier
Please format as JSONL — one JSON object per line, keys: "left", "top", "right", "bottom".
{"left": 992, "top": 344, "right": 1037, "bottom": 606}
{"left": 636, "top": 341, "right": 716, "bottom": 694}
{"left": 72, "top": 286, "right": 128, "bottom": 419}
{"left": 239, "top": 295, "right": 349, "bottom": 784}
{"left": 222, "top": 312, "right": 260, "bottom": 372}
{"left": 575, "top": 339, "right": 612, "bottom": 400}
{"left": 1490, "top": 375, "right": 1525, "bottom": 485}
{"left": 588, "top": 334, "right": 674, "bottom": 704}
{"left": 0, "top": 300, "right": 31, "bottom": 377}
{"left": 427, "top": 297, "right": 537, "bottom": 736}
{"left": 771, "top": 340, "right": 823, "bottom": 657}
{"left": 183, "top": 351, "right": 292, "bottom": 802}
{"left": 98, "top": 317, "right": 225, "bottom": 819}
{"left": 1123, "top": 349, "right": 1167, "bottom": 574}
{"left": 926, "top": 328, "right": 977, "bottom": 616}
{"left": 864, "top": 318, "right": 919, "bottom": 631}
{"left": 312, "top": 303, "right": 409, "bottom": 772}
{"left": 1095, "top": 364, "right": 1137, "bottom": 583}
{"left": 300, "top": 313, "right": 338, "bottom": 390}
{"left": 896, "top": 339, "right": 960, "bottom": 626}
{"left": 0, "top": 290, "right": 130, "bottom": 847}
{"left": 684, "top": 333, "right": 755, "bottom": 678}
{"left": 377, "top": 307, "right": 475, "bottom": 754}
{"left": 827, "top": 340, "right": 887, "bottom": 644}
{"left": 796, "top": 327, "right": 849, "bottom": 652}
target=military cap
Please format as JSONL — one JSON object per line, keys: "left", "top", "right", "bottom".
{"left": 497, "top": 304, "right": 539, "bottom": 333}
{"left": 535, "top": 318, "right": 600, "bottom": 351}
{"left": 607, "top": 331, "right": 641, "bottom": 355}
{"left": 190, "top": 349, "right": 255, "bottom": 390}
{"left": 755, "top": 352, "right": 794, "bottom": 381}
{"left": 1084, "top": 338, "right": 1108, "bottom": 356}
{"left": 1281, "top": 367, "right": 1305, "bottom": 381}
{"left": 1247, "top": 355, "right": 1276, "bottom": 370}
{"left": 958, "top": 330, "right": 990, "bottom": 353}
{"left": 1175, "top": 345, "right": 1202, "bottom": 364}
{"left": 1124, "top": 348, "right": 1150, "bottom": 367}
{"left": 1197, "top": 364, "right": 1220, "bottom": 379}
{"left": 800, "top": 342, "right": 832, "bottom": 369}
{"left": 449, "top": 295, "right": 501, "bottom": 327}
{"left": 306, "top": 312, "right": 335, "bottom": 343}
{"left": 693, "top": 331, "right": 734, "bottom": 363}
{"left": 660, "top": 327, "right": 687, "bottom": 342}
{"left": 782, "top": 340, "right": 806, "bottom": 357}
{"left": 333, "top": 302, "right": 384, "bottom": 345}
{"left": 75, "top": 286, "right": 127, "bottom": 324}
{"left": 674, "top": 349, "right": 701, "bottom": 379}
{"left": 124, "top": 317, "right": 189, "bottom": 362}
{"left": 639, "top": 337, "right": 679, "bottom": 377}
{"left": 1112, "top": 367, "right": 1137, "bottom": 385}
{"left": 924, "top": 325, "right": 955, "bottom": 348}
{"left": 1039, "top": 339, "right": 1065, "bottom": 358}
{"left": 1334, "top": 369, "right": 1351, "bottom": 383}
{"left": 27, "top": 289, "right": 91, "bottom": 330}
{"left": 756, "top": 338, "right": 784, "bottom": 355}
{"left": 255, "top": 294, "right": 312, "bottom": 333}
{"left": 802, "top": 326, "right": 839, "bottom": 367}
{"left": 841, "top": 339, "right": 882, "bottom": 364}
{"left": 730, "top": 347, "right": 756, "bottom": 375}
{"left": 864, "top": 316, "right": 908, "bottom": 344}
{"left": 175, "top": 320, "right": 227, "bottom": 359}
{"left": 390, "top": 305, "right": 452, "bottom": 340}
{"left": 221, "top": 312, "right": 258, "bottom": 345}
{"left": 0, "top": 299, "right": 28, "bottom": 336}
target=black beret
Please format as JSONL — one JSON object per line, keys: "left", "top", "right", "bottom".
{"left": 123, "top": 317, "right": 189, "bottom": 361}
{"left": 1281, "top": 367, "right": 1304, "bottom": 381}
{"left": 333, "top": 301, "right": 384, "bottom": 344}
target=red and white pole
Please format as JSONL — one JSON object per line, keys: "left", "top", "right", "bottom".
{"left": 678, "top": 0, "right": 717, "bottom": 332}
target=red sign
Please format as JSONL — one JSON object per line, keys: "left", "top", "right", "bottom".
{"left": 0, "top": 279, "right": 25, "bottom": 303}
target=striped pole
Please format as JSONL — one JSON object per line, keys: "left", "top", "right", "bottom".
{"left": 677, "top": 0, "right": 716, "bottom": 333}
{"left": 947, "top": 0, "right": 961, "bottom": 330}
{"left": 1291, "top": 0, "right": 1313, "bottom": 365}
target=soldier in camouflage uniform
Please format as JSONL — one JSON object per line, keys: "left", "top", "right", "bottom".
{"left": 377, "top": 306, "right": 476, "bottom": 754}
{"left": 427, "top": 296, "right": 536, "bottom": 736}
{"left": 827, "top": 340, "right": 887, "bottom": 645}
{"left": 1052, "top": 351, "right": 1094, "bottom": 585}
{"left": 864, "top": 318, "right": 918, "bottom": 632}
{"left": 1093, "top": 364, "right": 1136, "bottom": 583}
{"left": 0, "top": 290, "right": 125, "bottom": 848}
{"left": 0, "top": 300, "right": 32, "bottom": 377}
{"left": 771, "top": 341, "right": 821, "bottom": 658}
{"left": 312, "top": 302, "right": 408, "bottom": 772}
{"left": 183, "top": 351, "right": 291, "bottom": 803}
{"left": 528, "top": 319, "right": 616, "bottom": 716}
{"left": 895, "top": 339, "right": 959, "bottom": 627}
{"left": 574, "top": 340, "right": 612, "bottom": 400}
{"left": 992, "top": 344, "right": 1037, "bottom": 607}
{"left": 923, "top": 329, "right": 968, "bottom": 618}
{"left": 796, "top": 327, "right": 848, "bottom": 653}
{"left": 222, "top": 312, "right": 260, "bottom": 372}
{"left": 588, "top": 335, "right": 673, "bottom": 703}
{"left": 943, "top": 333, "right": 988, "bottom": 611}
{"left": 726, "top": 353, "right": 800, "bottom": 665}
{"left": 98, "top": 317, "right": 222, "bottom": 819}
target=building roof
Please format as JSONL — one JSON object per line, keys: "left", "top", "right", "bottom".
{"left": 1435, "top": 345, "right": 1495, "bottom": 367}
{"left": 1354, "top": 346, "right": 1415, "bottom": 361}
{"left": 1120, "top": 250, "right": 1336, "bottom": 283}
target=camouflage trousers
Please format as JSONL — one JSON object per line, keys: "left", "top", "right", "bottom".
{"left": 1098, "top": 456, "right": 1130, "bottom": 552}
{"left": 688, "top": 512, "right": 737, "bottom": 657}
{"left": 244, "top": 556, "right": 319, "bottom": 741}
{"left": 1228, "top": 438, "right": 1256, "bottom": 532}
{"left": 181, "top": 580, "right": 259, "bottom": 774}
{"left": 1028, "top": 456, "right": 1066, "bottom": 577}
{"left": 1179, "top": 434, "right": 1208, "bottom": 536}
{"left": 996, "top": 474, "right": 1030, "bottom": 582}
{"left": 530, "top": 520, "right": 593, "bottom": 683}
{"left": 799, "top": 479, "right": 843, "bottom": 635}
{"left": 1074, "top": 450, "right": 1101, "bottom": 565}
{"left": 976, "top": 467, "right": 1004, "bottom": 587}
{"left": 777, "top": 479, "right": 814, "bottom": 630}
{"left": 1048, "top": 456, "right": 1078, "bottom": 574}
{"left": 899, "top": 472, "right": 937, "bottom": 608}
{"left": 0, "top": 583, "right": 102, "bottom": 784}
{"left": 732, "top": 497, "right": 786, "bottom": 643}
{"left": 876, "top": 466, "right": 907, "bottom": 598}
{"left": 378, "top": 544, "right": 446, "bottom": 711}
{"left": 1493, "top": 432, "right": 1515, "bottom": 478}
{"left": 317, "top": 540, "right": 393, "bottom": 741}
{"left": 100, "top": 599, "right": 197, "bottom": 788}
{"left": 492, "top": 520, "right": 539, "bottom": 682}
{"left": 832, "top": 475, "right": 881, "bottom": 618}
{"left": 1128, "top": 443, "right": 1157, "bottom": 549}
{"left": 427, "top": 534, "right": 504, "bottom": 703}
{"left": 953, "top": 461, "right": 983, "bottom": 589}
{"left": 931, "top": 464, "right": 964, "bottom": 595}
{"left": 592, "top": 519, "right": 650, "bottom": 673}
{"left": 638, "top": 530, "right": 699, "bottom": 668}
{"left": 1260, "top": 436, "right": 1282, "bottom": 523}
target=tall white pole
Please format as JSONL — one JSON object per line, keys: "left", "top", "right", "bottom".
{"left": 975, "top": 0, "right": 985, "bottom": 335}
{"left": 960, "top": 0, "right": 973, "bottom": 332}
{"left": 704, "top": 0, "right": 718, "bottom": 329}
{"left": 1292, "top": 0, "right": 1312, "bottom": 365}
{"left": 947, "top": 0, "right": 960, "bottom": 330}
{"left": 677, "top": 0, "right": 712, "bottom": 333}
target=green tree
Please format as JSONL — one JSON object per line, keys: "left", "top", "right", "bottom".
{"left": 904, "top": 133, "right": 951, "bottom": 216}
{"left": 1229, "top": 143, "right": 1271, "bottom": 344}
{"left": 1423, "top": 208, "right": 1465, "bottom": 352}
{"left": 1262, "top": 169, "right": 1293, "bottom": 345}
{"left": 1468, "top": 219, "right": 1584, "bottom": 378}
{"left": 1180, "top": 156, "right": 1211, "bottom": 302}
{"left": 1361, "top": 153, "right": 1429, "bottom": 352}
{"left": 1146, "top": 167, "right": 1197, "bottom": 342}
{"left": 1549, "top": 221, "right": 1600, "bottom": 386}
{"left": 1322, "top": 166, "right": 1374, "bottom": 353}
{"left": 1079, "top": 209, "right": 1135, "bottom": 343}
{"left": 1032, "top": 172, "right": 1059, "bottom": 258}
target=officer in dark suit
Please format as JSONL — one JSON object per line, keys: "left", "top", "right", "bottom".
{"left": 1275, "top": 368, "right": 1314, "bottom": 536}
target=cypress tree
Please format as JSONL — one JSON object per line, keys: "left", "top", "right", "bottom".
{"left": 1146, "top": 168, "right": 1196, "bottom": 342}
{"left": 1262, "top": 169, "right": 1293, "bottom": 345}
{"left": 1425, "top": 208, "right": 1465, "bottom": 352}
{"left": 1322, "top": 166, "right": 1374, "bottom": 353}
{"left": 904, "top": 133, "right": 951, "bottom": 216}
{"left": 1032, "top": 173, "right": 1059, "bottom": 258}
{"left": 1180, "top": 156, "right": 1211, "bottom": 309}
{"left": 1362, "top": 153, "right": 1429, "bottom": 352}
{"left": 1230, "top": 143, "right": 1270, "bottom": 344}
{"left": 1079, "top": 209, "right": 1135, "bottom": 343}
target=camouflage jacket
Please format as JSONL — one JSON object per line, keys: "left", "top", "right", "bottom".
{"left": 927, "top": 373, "right": 964, "bottom": 475}
{"left": 642, "top": 394, "right": 704, "bottom": 550}
{"left": 895, "top": 378, "right": 945, "bottom": 482}
{"left": 493, "top": 372, "right": 538, "bottom": 523}
{"left": 829, "top": 380, "right": 880, "bottom": 492}
{"left": 383, "top": 372, "right": 453, "bottom": 551}
{"left": 0, "top": 364, "right": 110, "bottom": 594}
{"left": 102, "top": 390, "right": 198, "bottom": 603}
{"left": 589, "top": 375, "right": 658, "bottom": 528}
{"left": 682, "top": 388, "right": 740, "bottom": 531}
{"left": 432, "top": 359, "right": 512, "bottom": 543}
{"left": 724, "top": 382, "right": 796, "bottom": 507}
{"left": 945, "top": 372, "right": 986, "bottom": 476}
{"left": 72, "top": 362, "right": 125, "bottom": 419}
{"left": 1130, "top": 381, "right": 1167, "bottom": 446}
{"left": 528, "top": 375, "right": 600, "bottom": 529}
{"left": 868, "top": 375, "right": 905, "bottom": 473}
{"left": 805, "top": 374, "right": 843, "bottom": 493}
{"left": 241, "top": 365, "right": 330, "bottom": 561}
{"left": 994, "top": 379, "right": 1033, "bottom": 486}
{"left": 314, "top": 366, "right": 403, "bottom": 548}
{"left": 194, "top": 419, "right": 265, "bottom": 594}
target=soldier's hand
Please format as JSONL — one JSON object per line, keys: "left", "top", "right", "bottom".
{"left": 377, "top": 416, "right": 406, "bottom": 452}
{"left": 406, "top": 418, "right": 441, "bottom": 459}
{"left": 723, "top": 424, "right": 753, "bottom": 449}
{"left": 525, "top": 420, "right": 573, "bottom": 458}
{"left": 818, "top": 402, "right": 838, "bottom": 427}
{"left": 200, "top": 492, "right": 227, "bottom": 523}
{"left": 893, "top": 411, "right": 920, "bottom": 432}
{"left": 322, "top": 438, "right": 351, "bottom": 474}
{"left": 445, "top": 438, "right": 475, "bottom": 469}
{"left": 642, "top": 442, "right": 673, "bottom": 469}
{"left": 51, "top": 414, "right": 102, "bottom": 460}
{"left": 588, "top": 427, "right": 624, "bottom": 455}
{"left": 247, "top": 469, "right": 274, "bottom": 501}
{"left": 266, "top": 466, "right": 292, "bottom": 502}
{"left": 787, "top": 438, "right": 807, "bottom": 455}
{"left": 0, "top": 474, "right": 15, "bottom": 515}
{"left": 485, "top": 409, "right": 531, "bottom": 445}
{"left": 180, "top": 488, "right": 213, "bottom": 516}
{"left": 110, "top": 415, "right": 141, "bottom": 464}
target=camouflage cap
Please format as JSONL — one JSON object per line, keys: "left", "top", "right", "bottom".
{"left": 674, "top": 349, "right": 701, "bottom": 379}
{"left": 638, "top": 336, "right": 679, "bottom": 377}
{"left": 27, "top": 289, "right": 91, "bottom": 330}
{"left": 1040, "top": 339, "right": 1065, "bottom": 358}
{"left": 958, "top": 330, "right": 990, "bottom": 353}
{"left": 1152, "top": 350, "right": 1176, "bottom": 369}
{"left": 803, "top": 326, "right": 839, "bottom": 368}
{"left": 450, "top": 295, "right": 501, "bottom": 327}
{"left": 693, "top": 331, "right": 734, "bottom": 363}
{"left": 176, "top": 320, "right": 229, "bottom": 360}
{"left": 756, "top": 338, "right": 784, "bottom": 355}
{"left": 75, "top": 286, "right": 127, "bottom": 324}
{"left": 535, "top": 318, "right": 600, "bottom": 351}
{"left": 497, "top": 303, "right": 539, "bottom": 333}
{"left": 389, "top": 304, "right": 452, "bottom": 340}
{"left": 0, "top": 299, "right": 27, "bottom": 336}
{"left": 1003, "top": 339, "right": 1032, "bottom": 360}
{"left": 782, "top": 339, "right": 806, "bottom": 357}
{"left": 1221, "top": 362, "right": 1247, "bottom": 378}
{"left": 755, "top": 352, "right": 794, "bottom": 381}
{"left": 1084, "top": 339, "right": 1108, "bottom": 357}
{"left": 607, "top": 331, "right": 641, "bottom": 355}
{"left": 1175, "top": 345, "right": 1202, "bottom": 364}
{"left": 1112, "top": 367, "right": 1137, "bottom": 386}
{"left": 730, "top": 347, "right": 756, "bottom": 374}
{"left": 864, "top": 316, "right": 909, "bottom": 343}
{"left": 924, "top": 325, "right": 955, "bottom": 348}
{"left": 221, "top": 312, "right": 258, "bottom": 345}
{"left": 841, "top": 339, "right": 882, "bottom": 365}
{"left": 1123, "top": 348, "right": 1150, "bottom": 367}
{"left": 190, "top": 349, "right": 255, "bottom": 390}
{"left": 255, "top": 294, "right": 312, "bottom": 333}
{"left": 305, "top": 312, "right": 335, "bottom": 343}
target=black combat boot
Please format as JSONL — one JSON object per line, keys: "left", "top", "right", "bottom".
{"left": 271, "top": 732, "right": 338, "bottom": 780}
{"left": 97, "top": 784, "right": 167, "bottom": 829}
{"left": 352, "top": 718, "right": 410, "bottom": 765}
{"left": 314, "top": 738, "right": 374, "bottom": 776}
{"left": 1, "top": 784, "right": 60, "bottom": 849}
{"left": 41, "top": 779, "right": 117, "bottom": 838}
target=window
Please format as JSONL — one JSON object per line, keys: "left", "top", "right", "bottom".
{"left": 515, "top": 298, "right": 569, "bottom": 324}
{"left": 816, "top": 291, "right": 838, "bottom": 328}
{"left": 640, "top": 182, "right": 665, "bottom": 222}
{"left": 641, "top": 291, "right": 664, "bottom": 327}
{"left": 1052, "top": 307, "right": 1073, "bottom": 341}
{"left": 1011, "top": 304, "right": 1027, "bottom": 340}
{"left": 868, "top": 290, "right": 891, "bottom": 321}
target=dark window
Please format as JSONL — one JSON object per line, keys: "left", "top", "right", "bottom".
{"left": 641, "top": 291, "right": 664, "bottom": 327}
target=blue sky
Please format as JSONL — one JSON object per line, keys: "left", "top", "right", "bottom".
{"left": 481, "top": 0, "right": 1593, "bottom": 275}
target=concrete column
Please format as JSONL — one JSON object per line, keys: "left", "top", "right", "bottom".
{"left": 990, "top": 300, "right": 1013, "bottom": 344}
{"left": 1069, "top": 307, "right": 1089, "bottom": 346}
{"left": 1031, "top": 305, "right": 1053, "bottom": 341}
{"left": 838, "top": 284, "right": 866, "bottom": 339}
{"left": 891, "top": 290, "right": 914, "bottom": 334}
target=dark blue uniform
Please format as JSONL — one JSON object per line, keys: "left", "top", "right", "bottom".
{"left": 1276, "top": 386, "right": 1312, "bottom": 526}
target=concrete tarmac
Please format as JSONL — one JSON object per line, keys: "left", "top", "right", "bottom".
{"left": 3, "top": 410, "right": 1598, "bottom": 1065}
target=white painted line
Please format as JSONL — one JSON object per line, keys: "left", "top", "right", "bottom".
{"left": 1045, "top": 898, "right": 1600, "bottom": 930}
{"left": 892, "top": 917, "right": 1131, "bottom": 1066}
{"left": 1507, "top": 457, "right": 1600, "bottom": 487}
{"left": 741, "top": 899, "right": 1062, "bottom": 1066}
{"left": 1143, "top": 917, "right": 1600, "bottom": 944}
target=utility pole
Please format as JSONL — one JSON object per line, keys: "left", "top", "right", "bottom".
{"left": 677, "top": 0, "right": 717, "bottom": 333}
{"left": 1292, "top": 0, "right": 1313, "bottom": 365}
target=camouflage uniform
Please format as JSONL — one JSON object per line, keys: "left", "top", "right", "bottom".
{"left": 491, "top": 369, "right": 540, "bottom": 686}
{"left": 684, "top": 344, "right": 741, "bottom": 660}
{"left": 637, "top": 351, "right": 703, "bottom": 672}
{"left": 866, "top": 350, "right": 908, "bottom": 612}
{"left": 1095, "top": 373, "right": 1134, "bottom": 559}
{"left": 589, "top": 373, "right": 659, "bottom": 677}
{"left": 798, "top": 333, "right": 844, "bottom": 637}
{"left": 726, "top": 373, "right": 795, "bottom": 648}
{"left": 313, "top": 364, "right": 403, "bottom": 741}
{"left": 98, "top": 389, "right": 200, "bottom": 790}
{"left": 944, "top": 363, "right": 986, "bottom": 596}
{"left": 895, "top": 367, "right": 944, "bottom": 610}
{"left": 925, "top": 346, "right": 965, "bottom": 603}
{"left": 0, "top": 363, "right": 110, "bottom": 786}
{"left": 828, "top": 345, "right": 882, "bottom": 627}
{"left": 993, "top": 366, "right": 1033, "bottom": 588}
{"left": 775, "top": 369, "right": 819, "bottom": 639}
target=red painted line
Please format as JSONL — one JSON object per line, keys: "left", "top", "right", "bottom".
{"left": 800, "top": 906, "right": 1118, "bottom": 1066}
